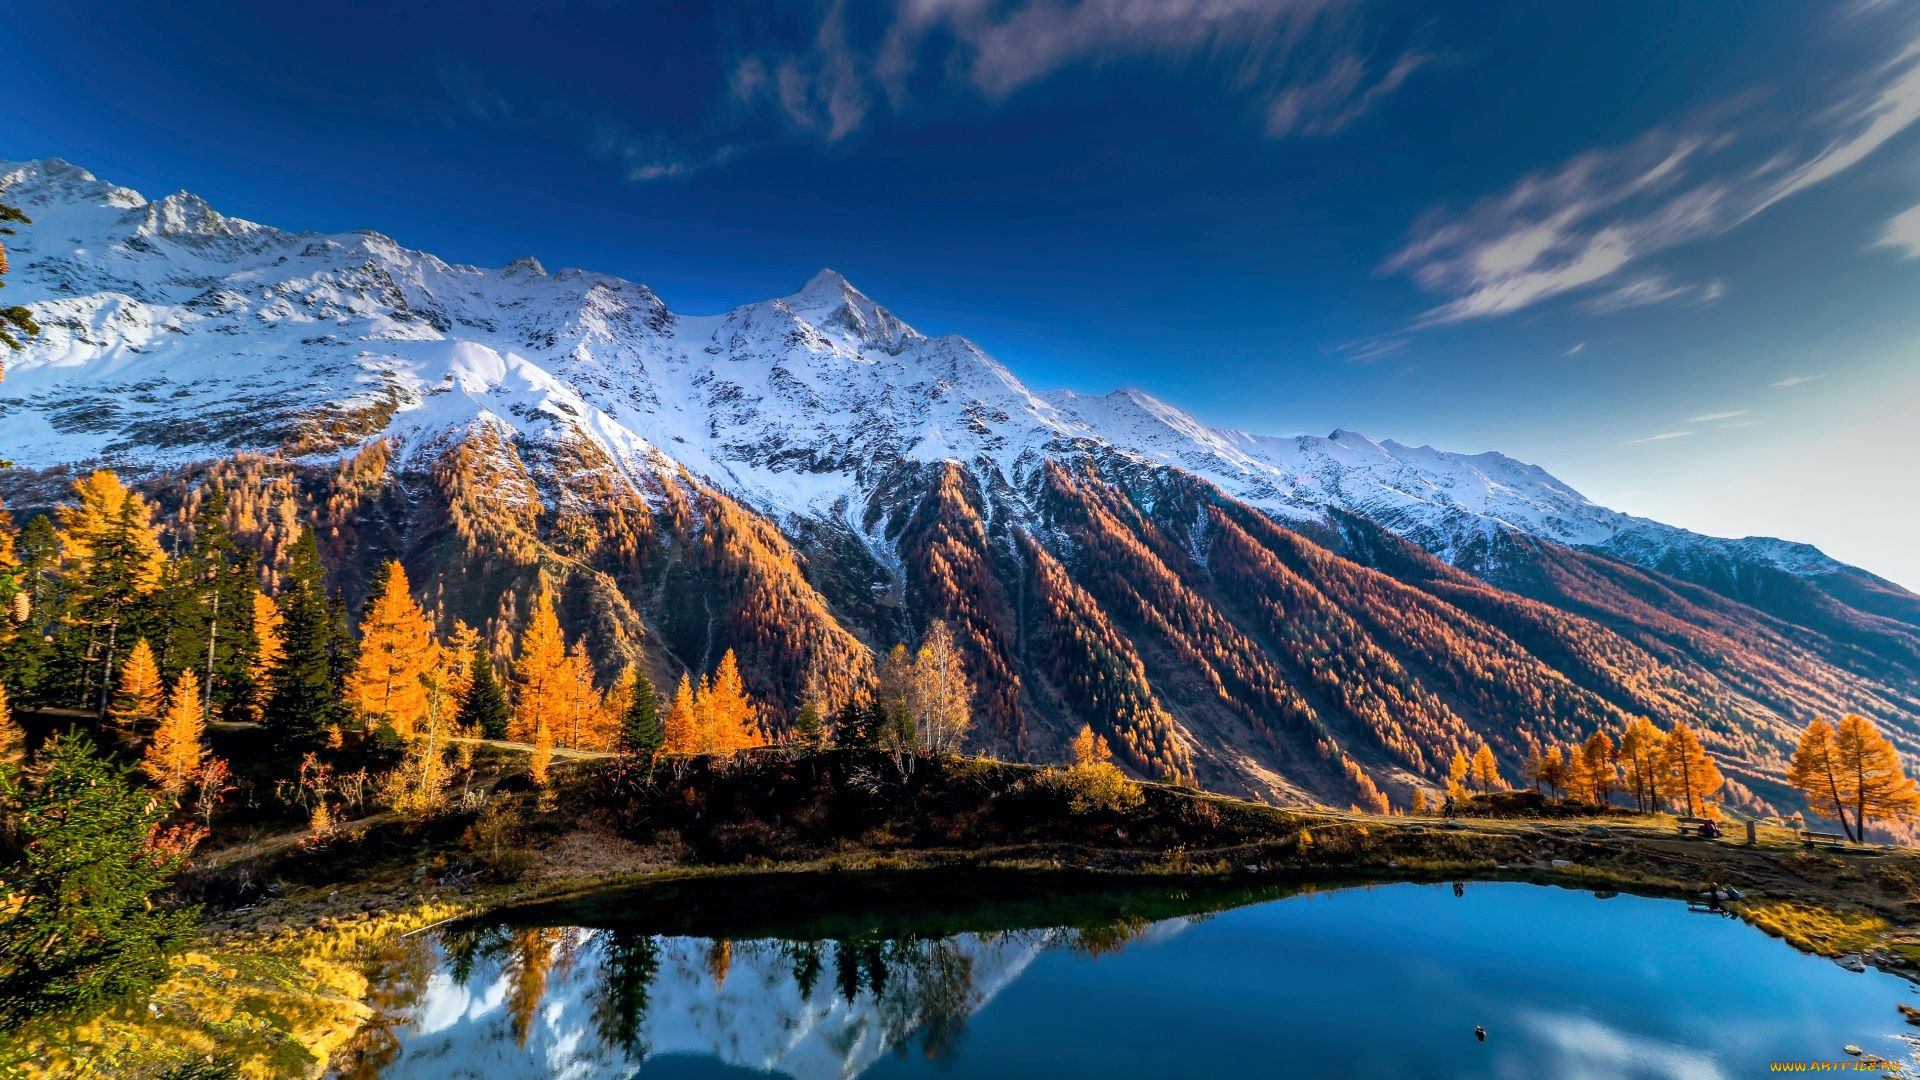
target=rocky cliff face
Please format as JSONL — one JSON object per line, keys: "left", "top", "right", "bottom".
{"left": 4, "top": 157, "right": 1916, "bottom": 808}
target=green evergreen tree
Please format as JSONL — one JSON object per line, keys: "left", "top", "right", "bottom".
{"left": 457, "top": 652, "right": 511, "bottom": 741}
{"left": 157, "top": 493, "right": 260, "bottom": 722}
{"left": 793, "top": 700, "right": 824, "bottom": 749}
{"left": 69, "top": 501, "right": 162, "bottom": 719}
{"left": 0, "top": 733, "right": 198, "bottom": 1024}
{"left": 261, "top": 529, "right": 345, "bottom": 746}
{"left": 0, "top": 516, "right": 61, "bottom": 709}
{"left": 619, "top": 669, "right": 663, "bottom": 758}
{"left": 830, "top": 698, "right": 884, "bottom": 749}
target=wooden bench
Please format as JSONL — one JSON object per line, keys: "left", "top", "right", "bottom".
{"left": 1676, "top": 816, "right": 1720, "bottom": 837}
{"left": 1800, "top": 830, "right": 1847, "bottom": 848}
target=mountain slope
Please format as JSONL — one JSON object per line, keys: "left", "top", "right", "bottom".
{"left": 3, "top": 156, "right": 1917, "bottom": 810}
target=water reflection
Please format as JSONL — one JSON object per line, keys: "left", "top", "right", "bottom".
{"left": 332, "top": 882, "right": 1915, "bottom": 1080}
{"left": 334, "top": 918, "right": 1161, "bottom": 1079}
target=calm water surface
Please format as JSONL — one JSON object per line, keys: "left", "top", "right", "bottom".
{"left": 334, "top": 881, "right": 1918, "bottom": 1079}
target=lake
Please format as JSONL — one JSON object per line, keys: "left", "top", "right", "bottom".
{"left": 331, "top": 878, "right": 1917, "bottom": 1078}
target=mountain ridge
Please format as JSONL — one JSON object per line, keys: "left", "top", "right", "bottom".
{"left": 3, "top": 155, "right": 1916, "bottom": 810}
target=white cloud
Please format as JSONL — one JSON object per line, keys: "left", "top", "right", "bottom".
{"left": 1772, "top": 374, "right": 1823, "bottom": 388}
{"left": 1625, "top": 430, "right": 1696, "bottom": 444}
{"left": 1384, "top": 24, "right": 1920, "bottom": 324}
{"left": 1579, "top": 273, "right": 1725, "bottom": 314}
{"left": 1687, "top": 409, "right": 1749, "bottom": 422}
{"left": 725, "top": 0, "right": 1419, "bottom": 148}
{"left": 1874, "top": 201, "right": 1920, "bottom": 257}
{"left": 1563, "top": 342, "right": 1586, "bottom": 356}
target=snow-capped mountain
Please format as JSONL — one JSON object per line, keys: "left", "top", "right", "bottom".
{"left": 5, "top": 156, "right": 1917, "bottom": 808}
{"left": 0, "top": 157, "right": 1858, "bottom": 585}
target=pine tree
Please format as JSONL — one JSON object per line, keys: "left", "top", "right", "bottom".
{"left": 1534, "top": 746, "right": 1566, "bottom": 797}
{"left": 157, "top": 491, "right": 259, "bottom": 723}
{"left": 0, "top": 683, "right": 24, "bottom": 783}
{"left": 663, "top": 673, "right": 697, "bottom": 754}
{"left": 262, "top": 528, "right": 346, "bottom": 746}
{"left": 792, "top": 700, "right": 824, "bottom": 749}
{"left": 458, "top": 651, "right": 511, "bottom": 740}
{"left": 1661, "top": 721, "right": 1723, "bottom": 817}
{"left": 60, "top": 479, "right": 166, "bottom": 719}
{"left": 143, "top": 669, "right": 207, "bottom": 799}
{"left": 1470, "top": 743, "right": 1502, "bottom": 794}
{"left": 511, "top": 590, "right": 569, "bottom": 744}
{"left": 1618, "top": 717, "right": 1663, "bottom": 812}
{"left": 109, "top": 638, "right": 165, "bottom": 731}
{"left": 1791, "top": 714, "right": 1920, "bottom": 841}
{"left": 0, "top": 733, "right": 197, "bottom": 1024}
{"left": 620, "top": 668, "right": 663, "bottom": 758}
{"left": 347, "top": 561, "right": 439, "bottom": 734}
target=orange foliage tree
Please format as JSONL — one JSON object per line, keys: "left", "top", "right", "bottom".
{"left": 111, "top": 638, "right": 166, "bottom": 730}
{"left": 143, "top": 669, "right": 207, "bottom": 798}
{"left": 347, "top": 561, "right": 439, "bottom": 734}
{"left": 512, "top": 589, "right": 570, "bottom": 744}
{"left": 1790, "top": 714, "right": 1920, "bottom": 841}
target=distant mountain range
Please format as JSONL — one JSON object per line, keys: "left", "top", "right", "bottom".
{"left": 3, "top": 156, "right": 1916, "bottom": 811}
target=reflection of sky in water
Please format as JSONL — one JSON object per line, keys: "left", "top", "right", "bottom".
{"left": 340, "top": 883, "right": 1917, "bottom": 1080}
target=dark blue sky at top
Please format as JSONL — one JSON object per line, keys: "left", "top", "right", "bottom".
{"left": 9, "top": 1, "right": 1920, "bottom": 585}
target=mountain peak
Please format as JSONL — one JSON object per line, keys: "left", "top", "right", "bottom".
{"left": 779, "top": 268, "right": 924, "bottom": 353}
{"left": 503, "top": 255, "right": 549, "bottom": 277}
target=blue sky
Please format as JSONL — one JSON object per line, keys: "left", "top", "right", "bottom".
{"left": 9, "top": 0, "right": 1920, "bottom": 586}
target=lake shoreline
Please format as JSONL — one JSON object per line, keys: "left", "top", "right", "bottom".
{"left": 13, "top": 751, "right": 1920, "bottom": 1078}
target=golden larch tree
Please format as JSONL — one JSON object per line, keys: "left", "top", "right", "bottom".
{"left": 512, "top": 590, "right": 570, "bottom": 744}
{"left": 700, "top": 650, "right": 760, "bottom": 754}
{"left": 1791, "top": 714, "right": 1920, "bottom": 841}
{"left": 560, "top": 639, "right": 600, "bottom": 750}
{"left": 144, "top": 669, "right": 207, "bottom": 798}
{"left": 529, "top": 717, "right": 554, "bottom": 787}
{"left": 1470, "top": 743, "right": 1502, "bottom": 794}
{"left": 111, "top": 638, "right": 166, "bottom": 730}
{"left": 663, "top": 672, "right": 698, "bottom": 754}
{"left": 1072, "top": 724, "right": 1113, "bottom": 766}
{"left": 249, "top": 588, "right": 284, "bottom": 721}
{"left": 1661, "top": 721, "right": 1723, "bottom": 817}
{"left": 347, "top": 561, "right": 440, "bottom": 734}
{"left": 55, "top": 469, "right": 166, "bottom": 589}
{"left": 1618, "top": 717, "right": 1664, "bottom": 812}
{"left": 1581, "top": 730, "right": 1617, "bottom": 804}
{"left": 1446, "top": 749, "right": 1471, "bottom": 801}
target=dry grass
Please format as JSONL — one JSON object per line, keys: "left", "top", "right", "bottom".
{"left": 4, "top": 901, "right": 469, "bottom": 1079}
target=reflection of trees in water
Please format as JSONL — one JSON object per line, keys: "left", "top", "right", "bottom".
{"left": 332, "top": 929, "right": 438, "bottom": 1079}
{"left": 590, "top": 929, "right": 660, "bottom": 1060}
{"left": 386, "top": 916, "right": 1177, "bottom": 1075}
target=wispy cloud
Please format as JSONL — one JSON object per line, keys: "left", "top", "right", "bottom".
{"left": 1267, "top": 51, "right": 1429, "bottom": 137}
{"left": 1687, "top": 409, "right": 1749, "bottom": 422}
{"left": 1579, "top": 274, "right": 1725, "bottom": 314}
{"left": 1383, "top": 22, "right": 1920, "bottom": 324}
{"left": 1334, "top": 335, "right": 1410, "bottom": 363}
{"left": 1563, "top": 342, "right": 1586, "bottom": 356}
{"left": 1625, "top": 430, "right": 1696, "bottom": 444}
{"left": 1772, "top": 374, "right": 1823, "bottom": 388}
{"left": 701, "top": 0, "right": 1422, "bottom": 170}
{"left": 1874, "top": 202, "right": 1920, "bottom": 257}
